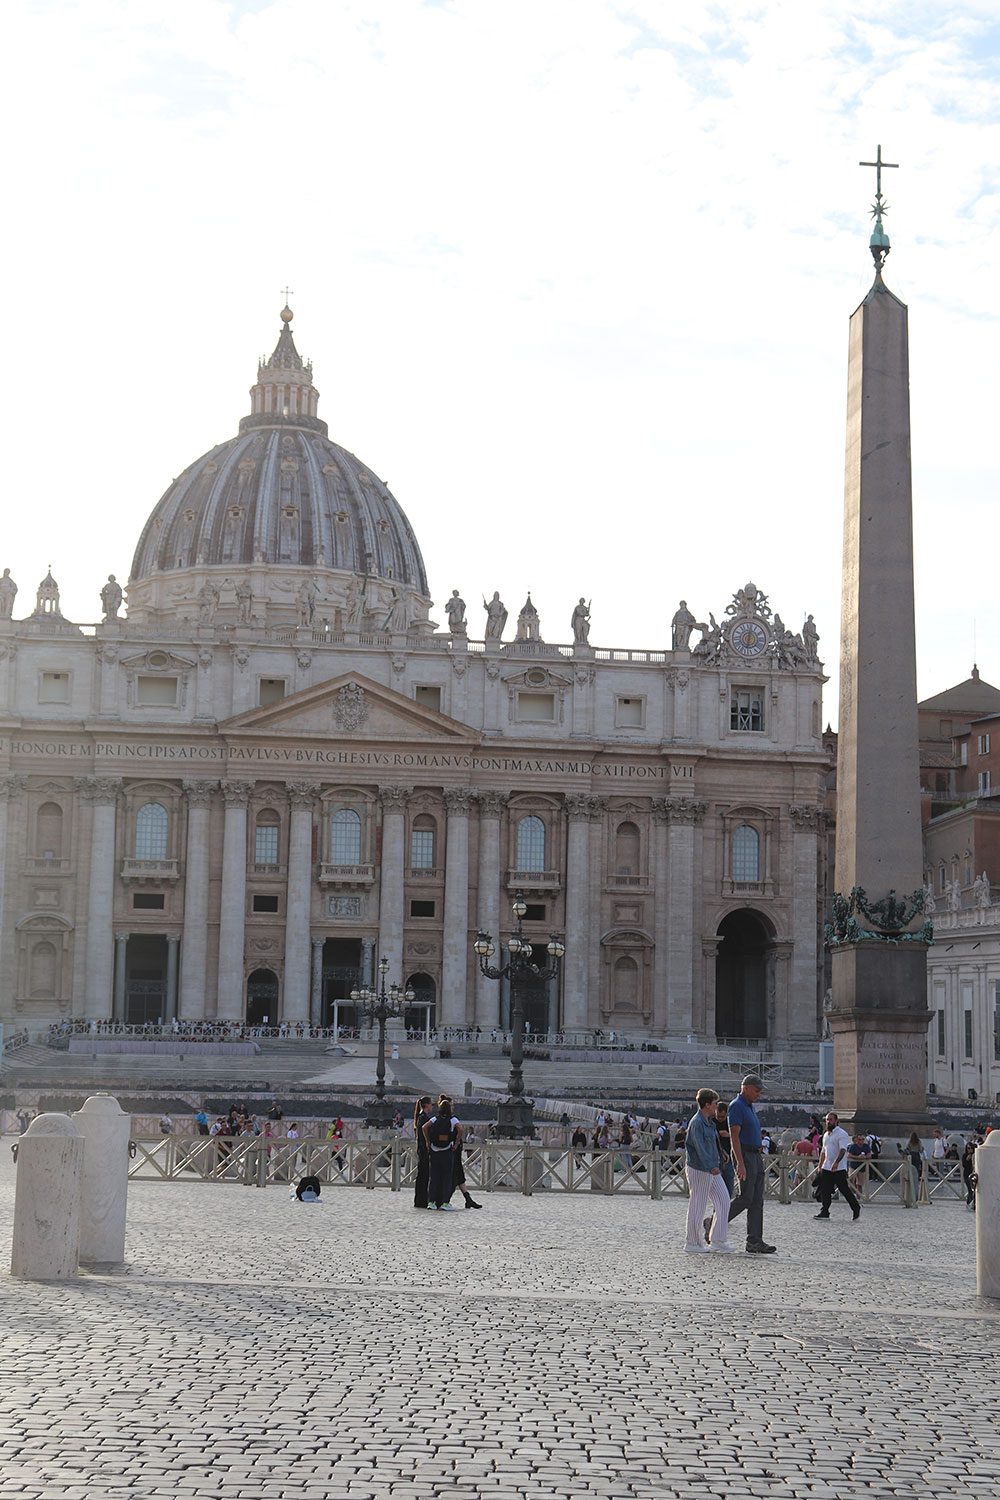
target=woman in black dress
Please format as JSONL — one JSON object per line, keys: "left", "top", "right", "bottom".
{"left": 413, "top": 1095, "right": 433, "bottom": 1208}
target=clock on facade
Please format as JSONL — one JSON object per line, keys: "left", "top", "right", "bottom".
{"left": 729, "top": 620, "right": 768, "bottom": 658}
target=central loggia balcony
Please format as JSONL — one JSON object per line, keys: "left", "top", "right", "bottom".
{"left": 121, "top": 858, "right": 180, "bottom": 882}
{"left": 318, "top": 863, "right": 376, "bottom": 888}
{"left": 505, "top": 868, "right": 561, "bottom": 891}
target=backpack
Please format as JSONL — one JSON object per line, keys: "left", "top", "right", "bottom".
{"left": 868, "top": 1135, "right": 881, "bottom": 1159}
{"left": 429, "top": 1113, "right": 455, "bottom": 1149}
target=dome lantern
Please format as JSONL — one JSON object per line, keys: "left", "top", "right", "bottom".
{"left": 241, "top": 303, "right": 326, "bottom": 437}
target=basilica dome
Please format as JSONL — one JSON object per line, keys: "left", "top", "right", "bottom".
{"left": 126, "top": 308, "right": 429, "bottom": 628}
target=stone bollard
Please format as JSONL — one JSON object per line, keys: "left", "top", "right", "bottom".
{"left": 10, "top": 1113, "right": 84, "bottom": 1280}
{"left": 975, "top": 1132, "right": 1000, "bottom": 1298}
{"left": 72, "top": 1094, "right": 130, "bottom": 1264}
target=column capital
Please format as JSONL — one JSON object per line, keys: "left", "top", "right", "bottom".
{"left": 788, "top": 801, "right": 823, "bottom": 829}
{"left": 221, "top": 778, "right": 254, "bottom": 807}
{"left": 443, "top": 786, "right": 475, "bottom": 815}
{"left": 182, "top": 778, "right": 217, "bottom": 807}
{"left": 477, "top": 789, "right": 509, "bottom": 818}
{"left": 75, "top": 775, "right": 123, "bottom": 806}
{"left": 286, "top": 779, "right": 317, "bottom": 807}
{"left": 564, "top": 792, "right": 593, "bottom": 820}
{"left": 166, "top": 933, "right": 181, "bottom": 947}
{"left": 0, "top": 773, "right": 27, "bottom": 801}
{"left": 379, "top": 783, "right": 412, "bottom": 812}
{"left": 588, "top": 794, "right": 607, "bottom": 821}
{"left": 665, "top": 796, "right": 707, "bottom": 825}
{"left": 651, "top": 797, "right": 671, "bottom": 825}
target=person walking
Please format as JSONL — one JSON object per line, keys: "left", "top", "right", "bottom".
{"left": 422, "top": 1095, "right": 462, "bottom": 1210}
{"left": 814, "top": 1111, "right": 861, "bottom": 1221}
{"left": 962, "top": 1138, "right": 978, "bottom": 1210}
{"left": 703, "top": 1096, "right": 735, "bottom": 1243}
{"left": 684, "top": 1089, "right": 735, "bottom": 1254}
{"left": 727, "top": 1074, "right": 776, "bottom": 1254}
{"left": 413, "top": 1095, "right": 434, "bottom": 1208}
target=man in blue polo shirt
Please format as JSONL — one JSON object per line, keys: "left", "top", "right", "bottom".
{"left": 726, "top": 1073, "right": 776, "bottom": 1254}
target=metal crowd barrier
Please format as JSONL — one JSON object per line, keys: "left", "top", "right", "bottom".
{"left": 126, "top": 1139, "right": 968, "bottom": 1205}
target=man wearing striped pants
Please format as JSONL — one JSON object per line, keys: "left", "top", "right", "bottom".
{"left": 684, "top": 1088, "right": 735, "bottom": 1254}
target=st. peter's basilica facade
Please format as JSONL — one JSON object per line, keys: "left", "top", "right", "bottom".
{"left": 0, "top": 308, "right": 828, "bottom": 1050}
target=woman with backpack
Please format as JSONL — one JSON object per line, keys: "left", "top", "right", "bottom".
{"left": 413, "top": 1095, "right": 433, "bottom": 1209}
{"left": 440, "top": 1095, "right": 481, "bottom": 1209}
{"left": 422, "top": 1095, "right": 462, "bottom": 1210}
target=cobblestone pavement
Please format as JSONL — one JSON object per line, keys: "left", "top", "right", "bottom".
{"left": 0, "top": 1152, "right": 998, "bottom": 1499}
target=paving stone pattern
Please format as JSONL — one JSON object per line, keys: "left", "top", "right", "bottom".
{"left": 0, "top": 1154, "right": 998, "bottom": 1499}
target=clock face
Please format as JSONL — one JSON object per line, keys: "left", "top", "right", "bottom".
{"left": 730, "top": 620, "right": 768, "bottom": 658}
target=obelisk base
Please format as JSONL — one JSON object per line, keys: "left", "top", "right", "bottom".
{"left": 829, "top": 942, "right": 932, "bottom": 1131}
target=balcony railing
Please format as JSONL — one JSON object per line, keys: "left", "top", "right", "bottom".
{"left": 121, "top": 858, "right": 180, "bottom": 881}
{"left": 23, "top": 856, "right": 73, "bottom": 873}
{"left": 722, "top": 878, "right": 774, "bottom": 898}
{"left": 407, "top": 866, "right": 442, "bottom": 881}
{"left": 506, "top": 868, "right": 561, "bottom": 890}
{"left": 608, "top": 874, "right": 645, "bottom": 888}
{"left": 318, "top": 863, "right": 375, "bottom": 887}
{"left": 252, "top": 862, "right": 286, "bottom": 877}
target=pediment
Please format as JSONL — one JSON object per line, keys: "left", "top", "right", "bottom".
{"left": 219, "top": 671, "right": 477, "bottom": 743}
{"left": 503, "top": 665, "right": 573, "bottom": 689}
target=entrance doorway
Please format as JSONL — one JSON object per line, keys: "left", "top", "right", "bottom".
{"left": 246, "top": 968, "right": 279, "bottom": 1026}
{"left": 405, "top": 972, "right": 436, "bottom": 1038}
{"left": 322, "top": 937, "right": 363, "bottom": 1030}
{"left": 715, "top": 909, "right": 772, "bottom": 1042}
{"left": 125, "top": 934, "right": 167, "bottom": 1024}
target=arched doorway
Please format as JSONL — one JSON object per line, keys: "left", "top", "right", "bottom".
{"left": 405, "top": 972, "right": 436, "bottom": 1038}
{"left": 715, "top": 910, "right": 772, "bottom": 1042}
{"left": 246, "top": 968, "right": 279, "bottom": 1026}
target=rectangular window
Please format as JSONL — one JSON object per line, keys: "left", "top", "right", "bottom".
{"left": 615, "top": 696, "right": 644, "bottom": 728}
{"left": 258, "top": 678, "right": 286, "bottom": 706}
{"left": 132, "top": 893, "right": 165, "bottom": 911}
{"left": 137, "top": 675, "right": 178, "bottom": 706}
{"left": 517, "top": 691, "right": 555, "bottom": 722}
{"left": 730, "top": 688, "right": 764, "bottom": 732}
{"left": 958, "top": 741, "right": 968, "bottom": 766}
{"left": 410, "top": 899, "right": 435, "bottom": 918}
{"left": 414, "top": 685, "right": 442, "bottom": 713}
{"left": 255, "top": 825, "right": 279, "bottom": 866}
{"left": 39, "top": 671, "right": 70, "bottom": 703}
{"left": 979, "top": 771, "right": 991, "bottom": 794}
{"left": 410, "top": 829, "right": 434, "bottom": 869}
{"left": 979, "top": 733, "right": 991, "bottom": 755}
{"left": 937, "top": 1009, "right": 946, "bottom": 1057}
{"left": 964, "top": 1008, "right": 974, "bottom": 1060}
{"left": 252, "top": 894, "right": 280, "bottom": 914}
{"left": 525, "top": 903, "right": 546, "bottom": 921}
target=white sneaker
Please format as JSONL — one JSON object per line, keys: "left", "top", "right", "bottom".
{"left": 710, "top": 1242, "right": 737, "bottom": 1253}
{"left": 684, "top": 1243, "right": 710, "bottom": 1254}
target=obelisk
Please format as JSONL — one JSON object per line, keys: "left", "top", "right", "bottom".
{"left": 828, "top": 148, "right": 931, "bottom": 1129}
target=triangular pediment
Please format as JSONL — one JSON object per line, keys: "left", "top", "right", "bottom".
{"left": 219, "top": 671, "right": 477, "bottom": 743}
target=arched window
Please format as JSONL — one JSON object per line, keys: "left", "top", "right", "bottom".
{"left": 29, "top": 940, "right": 57, "bottom": 999}
{"left": 135, "top": 802, "right": 168, "bottom": 861}
{"left": 36, "top": 801, "right": 63, "bottom": 860}
{"left": 410, "top": 814, "right": 436, "bottom": 870}
{"left": 614, "top": 821, "right": 640, "bottom": 877}
{"left": 731, "top": 824, "right": 760, "bottom": 883}
{"left": 330, "top": 807, "right": 362, "bottom": 864}
{"left": 255, "top": 808, "right": 280, "bottom": 868}
{"left": 613, "top": 954, "right": 639, "bottom": 1012}
{"left": 516, "top": 815, "right": 546, "bottom": 873}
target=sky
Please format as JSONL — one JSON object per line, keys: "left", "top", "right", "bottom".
{"left": 1, "top": 0, "right": 998, "bottom": 726}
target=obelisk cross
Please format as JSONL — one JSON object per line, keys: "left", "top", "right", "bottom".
{"left": 859, "top": 145, "right": 898, "bottom": 215}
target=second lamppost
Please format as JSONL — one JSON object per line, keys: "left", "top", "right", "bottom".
{"left": 474, "top": 891, "right": 565, "bottom": 1138}
{"left": 351, "top": 956, "right": 414, "bottom": 1129}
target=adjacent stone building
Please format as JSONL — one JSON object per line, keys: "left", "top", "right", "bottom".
{"left": 0, "top": 308, "right": 828, "bottom": 1048}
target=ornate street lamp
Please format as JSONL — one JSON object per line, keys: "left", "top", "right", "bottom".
{"left": 473, "top": 891, "right": 565, "bottom": 1138}
{"left": 351, "top": 955, "right": 415, "bottom": 1129}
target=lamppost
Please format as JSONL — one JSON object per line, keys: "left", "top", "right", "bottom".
{"left": 473, "top": 891, "right": 565, "bottom": 1138}
{"left": 351, "top": 956, "right": 415, "bottom": 1129}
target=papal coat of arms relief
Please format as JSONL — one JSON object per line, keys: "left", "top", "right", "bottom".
{"left": 334, "top": 682, "right": 368, "bottom": 732}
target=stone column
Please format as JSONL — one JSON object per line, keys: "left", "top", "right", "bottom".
{"left": 665, "top": 798, "right": 706, "bottom": 1038}
{"left": 0, "top": 776, "right": 26, "bottom": 1005}
{"left": 282, "top": 781, "right": 315, "bottom": 1023}
{"left": 788, "top": 803, "right": 822, "bottom": 1041}
{"left": 179, "top": 780, "right": 215, "bottom": 1020}
{"left": 562, "top": 793, "right": 592, "bottom": 1030}
{"left": 588, "top": 797, "right": 607, "bottom": 1027}
{"left": 377, "top": 785, "right": 410, "bottom": 981}
{"left": 651, "top": 799, "right": 671, "bottom": 1034}
{"left": 216, "top": 780, "right": 253, "bottom": 1021}
{"left": 474, "top": 791, "right": 507, "bottom": 1028}
{"left": 113, "top": 934, "right": 128, "bottom": 1023}
{"left": 165, "top": 936, "right": 179, "bottom": 1023}
{"left": 77, "top": 777, "right": 122, "bottom": 1020}
{"left": 310, "top": 938, "right": 324, "bottom": 1027}
{"left": 361, "top": 936, "right": 376, "bottom": 987}
{"left": 440, "top": 788, "right": 474, "bottom": 1027}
